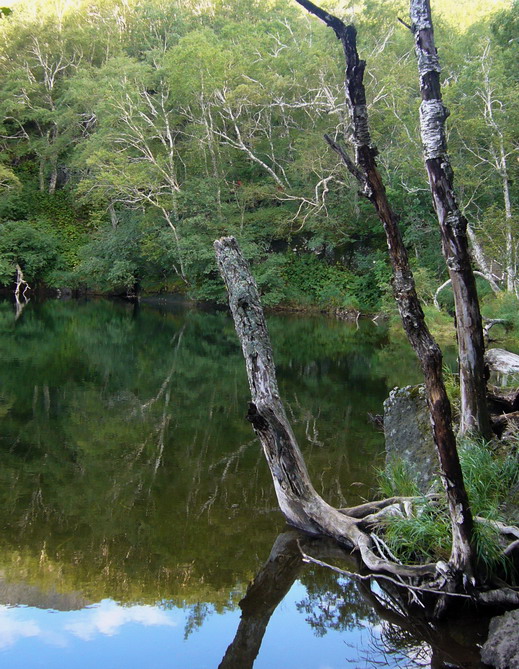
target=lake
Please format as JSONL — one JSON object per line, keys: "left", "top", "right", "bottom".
{"left": 0, "top": 297, "right": 484, "bottom": 668}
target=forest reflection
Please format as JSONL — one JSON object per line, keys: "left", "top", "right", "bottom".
{"left": 0, "top": 296, "right": 471, "bottom": 666}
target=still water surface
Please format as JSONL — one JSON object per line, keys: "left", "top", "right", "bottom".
{"left": 0, "top": 298, "right": 478, "bottom": 668}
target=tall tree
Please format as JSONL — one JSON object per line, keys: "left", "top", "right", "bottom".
{"left": 410, "top": 0, "right": 492, "bottom": 438}
{"left": 291, "top": 0, "right": 477, "bottom": 575}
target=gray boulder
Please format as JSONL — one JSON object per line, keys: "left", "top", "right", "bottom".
{"left": 481, "top": 610, "right": 519, "bottom": 669}
{"left": 383, "top": 385, "right": 438, "bottom": 493}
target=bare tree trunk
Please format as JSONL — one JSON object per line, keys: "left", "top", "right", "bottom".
{"left": 14, "top": 263, "right": 30, "bottom": 320}
{"left": 38, "top": 158, "right": 46, "bottom": 192}
{"left": 108, "top": 202, "right": 118, "bottom": 229}
{"left": 215, "top": 236, "right": 436, "bottom": 579}
{"left": 500, "top": 141, "right": 515, "bottom": 293}
{"left": 410, "top": 0, "right": 492, "bottom": 439}
{"left": 15, "top": 264, "right": 30, "bottom": 302}
{"left": 293, "top": 0, "right": 475, "bottom": 577}
{"left": 48, "top": 156, "right": 58, "bottom": 195}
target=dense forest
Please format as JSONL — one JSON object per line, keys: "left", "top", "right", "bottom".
{"left": 0, "top": 0, "right": 517, "bottom": 315}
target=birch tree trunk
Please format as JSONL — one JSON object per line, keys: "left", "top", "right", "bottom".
{"left": 410, "top": 0, "right": 492, "bottom": 439}
{"left": 293, "top": 0, "right": 476, "bottom": 577}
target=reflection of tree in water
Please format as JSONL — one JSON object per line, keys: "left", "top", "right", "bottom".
{"left": 352, "top": 626, "right": 432, "bottom": 669}
{"left": 219, "top": 530, "right": 489, "bottom": 669}
{"left": 0, "top": 298, "right": 488, "bottom": 665}
{"left": 296, "top": 569, "right": 376, "bottom": 636}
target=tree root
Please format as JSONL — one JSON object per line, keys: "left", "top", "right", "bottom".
{"left": 339, "top": 494, "right": 440, "bottom": 519}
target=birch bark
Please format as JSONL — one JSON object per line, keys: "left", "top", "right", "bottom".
{"left": 410, "top": 0, "right": 492, "bottom": 439}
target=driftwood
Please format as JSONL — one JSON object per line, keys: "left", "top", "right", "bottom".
{"left": 486, "top": 349, "right": 519, "bottom": 375}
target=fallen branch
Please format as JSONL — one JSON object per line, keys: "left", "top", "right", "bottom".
{"left": 299, "top": 548, "right": 472, "bottom": 599}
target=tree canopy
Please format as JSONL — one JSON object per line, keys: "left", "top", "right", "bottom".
{"left": 0, "top": 0, "right": 516, "bottom": 313}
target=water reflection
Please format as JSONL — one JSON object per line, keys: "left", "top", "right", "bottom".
{"left": 0, "top": 297, "right": 472, "bottom": 667}
{"left": 220, "top": 531, "right": 488, "bottom": 669}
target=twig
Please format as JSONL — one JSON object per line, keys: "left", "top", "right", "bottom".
{"left": 298, "top": 547, "right": 472, "bottom": 599}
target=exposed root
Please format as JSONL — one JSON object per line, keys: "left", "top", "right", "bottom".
{"left": 339, "top": 494, "right": 440, "bottom": 519}
{"left": 299, "top": 548, "right": 471, "bottom": 599}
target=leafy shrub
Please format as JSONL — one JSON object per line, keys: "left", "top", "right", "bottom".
{"left": 0, "top": 221, "right": 60, "bottom": 286}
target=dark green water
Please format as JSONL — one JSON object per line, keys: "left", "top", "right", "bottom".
{"left": 0, "top": 298, "right": 482, "bottom": 668}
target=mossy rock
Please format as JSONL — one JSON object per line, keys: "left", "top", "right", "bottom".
{"left": 383, "top": 384, "right": 438, "bottom": 493}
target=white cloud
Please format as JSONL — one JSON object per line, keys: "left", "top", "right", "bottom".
{"left": 65, "top": 600, "right": 177, "bottom": 641}
{"left": 0, "top": 606, "right": 41, "bottom": 650}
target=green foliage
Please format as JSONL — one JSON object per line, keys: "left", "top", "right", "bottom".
{"left": 482, "top": 291, "right": 519, "bottom": 331}
{"left": 0, "top": 221, "right": 60, "bottom": 285}
{"left": 0, "top": 0, "right": 515, "bottom": 312}
{"left": 379, "top": 439, "right": 519, "bottom": 578}
{"left": 75, "top": 216, "right": 144, "bottom": 292}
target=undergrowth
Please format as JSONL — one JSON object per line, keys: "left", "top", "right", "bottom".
{"left": 378, "top": 438, "right": 519, "bottom": 579}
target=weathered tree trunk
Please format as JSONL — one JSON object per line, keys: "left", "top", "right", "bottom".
{"left": 293, "top": 0, "right": 475, "bottom": 577}
{"left": 410, "top": 0, "right": 492, "bottom": 439}
{"left": 215, "top": 236, "right": 436, "bottom": 579}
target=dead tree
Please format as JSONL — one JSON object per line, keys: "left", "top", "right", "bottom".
{"left": 215, "top": 235, "right": 519, "bottom": 604}
{"left": 215, "top": 236, "right": 437, "bottom": 580}
{"left": 14, "top": 263, "right": 30, "bottom": 320}
{"left": 410, "top": 0, "right": 492, "bottom": 439}
{"left": 291, "top": 0, "right": 476, "bottom": 578}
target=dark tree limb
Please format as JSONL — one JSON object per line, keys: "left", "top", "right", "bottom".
{"left": 294, "top": 0, "right": 476, "bottom": 578}
{"left": 218, "top": 532, "right": 304, "bottom": 669}
{"left": 410, "top": 0, "right": 492, "bottom": 439}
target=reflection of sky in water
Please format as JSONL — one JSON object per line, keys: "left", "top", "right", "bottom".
{"left": 0, "top": 582, "right": 393, "bottom": 669}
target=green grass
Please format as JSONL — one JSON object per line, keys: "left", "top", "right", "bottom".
{"left": 377, "top": 438, "right": 519, "bottom": 579}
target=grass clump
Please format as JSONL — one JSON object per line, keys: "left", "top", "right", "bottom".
{"left": 377, "top": 439, "right": 519, "bottom": 578}
{"left": 378, "top": 460, "right": 420, "bottom": 499}
{"left": 459, "top": 438, "right": 519, "bottom": 520}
